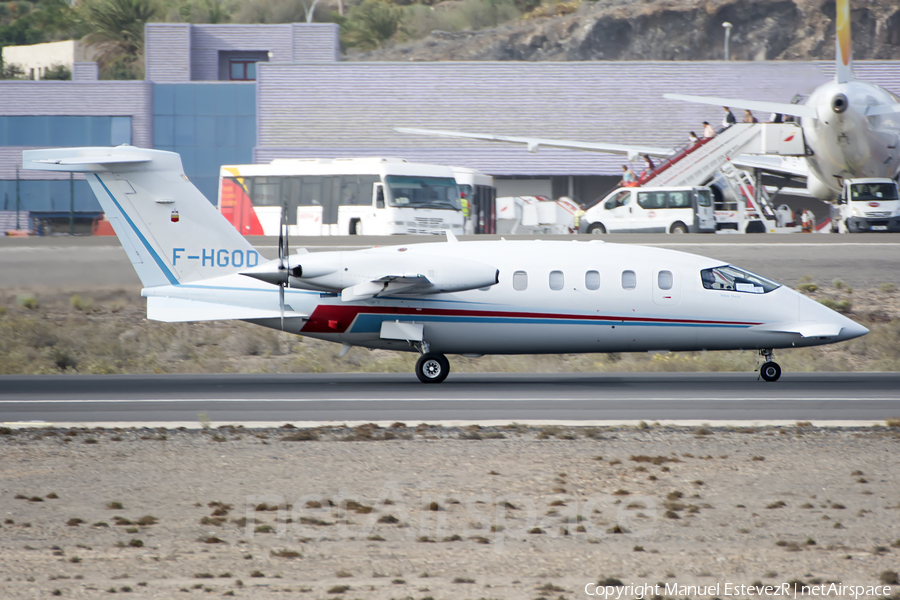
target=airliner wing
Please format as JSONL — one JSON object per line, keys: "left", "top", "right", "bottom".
{"left": 866, "top": 104, "right": 900, "bottom": 117}
{"left": 663, "top": 93, "right": 818, "bottom": 120}
{"left": 394, "top": 127, "right": 673, "bottom": 160}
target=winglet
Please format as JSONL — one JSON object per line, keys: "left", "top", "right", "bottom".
{"left": 445, "top": 230, "right": 458, "bottom": 243}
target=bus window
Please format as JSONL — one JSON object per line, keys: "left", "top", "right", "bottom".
{"left": 667, "top": 191, "right": 690, "bottom": 208}
{"left": 605, "top": 190, "right": 630, "bottom": 210}
{"left": 384, "top": 175, "right": 461, "bottom": 210}
{"left": 696, "top": 189, "right": 711, "bottom": 207}
{"left": 638, "top": 192, "right": 665, "bottom": 209}
{"left": 252, "top": 177, "right": 280, "bottom": 206}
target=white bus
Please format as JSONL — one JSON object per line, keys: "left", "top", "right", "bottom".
{"left": 218, "top": 157, "right": 465, "bottom": 236}
{"left": 451, "top": 167, "right": 496, "bottom": 234}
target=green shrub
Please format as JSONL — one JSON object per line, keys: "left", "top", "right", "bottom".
{"left": 818, "top": 298, "right": 852, "bottom": 313}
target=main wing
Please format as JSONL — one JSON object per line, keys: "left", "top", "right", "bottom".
{"left": 394, "top": 127, "right": 674, "bottom": 160}
{"left": 663, "top": 93, "right": 818, "bottom": 120}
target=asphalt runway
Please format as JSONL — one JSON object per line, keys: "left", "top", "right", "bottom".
{"left": 2, "top": 373, "right": 899, "bottom": 426}
{"left": 1, "top": 234, "right": 898, "bottom": 290}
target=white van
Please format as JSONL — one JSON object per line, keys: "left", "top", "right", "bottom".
{"left": 831, "top": 178, "right": 900, "bottom": 233}
{"left": 579, "top": 186, "right": 716, "bottom": 234}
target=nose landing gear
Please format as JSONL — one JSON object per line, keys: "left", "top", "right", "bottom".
{"left": 758, "top": 349, "right": 781, "bottom": 382}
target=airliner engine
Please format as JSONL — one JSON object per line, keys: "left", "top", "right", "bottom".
{"left": 243, "top": 250, "right": 499, "bottom": 302}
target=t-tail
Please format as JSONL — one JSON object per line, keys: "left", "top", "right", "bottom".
{"left": 22, "top": 146, "right": 258, "bottom": 289}
{"left": 835, "top": 0, "right": 853, "bottom": 84}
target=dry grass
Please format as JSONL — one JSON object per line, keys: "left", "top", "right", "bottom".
{"left": 1, "top": 286, "right": 898, "bottom": 375}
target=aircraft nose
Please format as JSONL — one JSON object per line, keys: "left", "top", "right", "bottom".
{"left": 838, "top": 320, "right": 869, "bottom": 342}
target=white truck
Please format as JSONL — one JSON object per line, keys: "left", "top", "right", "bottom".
{"left": 831, "top": 178, "right": 900, "bottom": 233}
{"left": 578, "top": 186, "right": 716, "bottom": 234}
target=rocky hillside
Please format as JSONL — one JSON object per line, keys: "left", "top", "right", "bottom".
{"left": 350, "top": 0, "right": 900, "bottom": 62}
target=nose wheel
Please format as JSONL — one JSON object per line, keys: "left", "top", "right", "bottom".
{"left": 415, "top": 353, "right": 450, "bottom": 384}
{"left": 758, "top": 349, "right": 781, "bottom": 382}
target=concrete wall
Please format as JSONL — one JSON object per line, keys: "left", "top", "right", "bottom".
{"left": 1, "top": 40, "right": 96, "bottom": 80}
{"left": 254, "top": 60, "right": 900, "bottom": 178}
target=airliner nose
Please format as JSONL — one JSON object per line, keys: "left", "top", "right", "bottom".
{"left": 838, "top": 320, "right": 869, "bottom": 342}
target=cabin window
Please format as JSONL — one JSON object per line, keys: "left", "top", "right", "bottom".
{"left": 622, "top": 270, "right": 636, "bottom": 290}
{"left": 549, "top": 270, "right": 564, "bottom": 291}
{"left": 658, "top": 270, "right": 673, "bottom": 290}
{"left": 701, "top": 265, "right": 781, "bottom": 294}
{"left": 513, "top": 270, "right": 528, "bottom": 291}
{"left": 585, "top": 270, "right": 600, "bottom": 290}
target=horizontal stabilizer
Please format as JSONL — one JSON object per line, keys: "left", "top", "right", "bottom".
{"left": 866, "top": 104, "right": 900, "bottom": 117}
{"left": 750, "top": 322, "right": 843, "bottom": 338}
{"left": 24, "top": 148, "right": 152, "bottom": 172}
{"left": 664, "top": 93, "right": 818, "bottom": 120}
{"left": 147, "top": 296, "right": 308, "bottom": 323}
{"left": 394, "top": 127, "right": 673, "bottom": 159}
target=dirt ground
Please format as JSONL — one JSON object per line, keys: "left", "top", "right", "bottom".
{"left": 2, "top": 424, "right": 899, "bottom": 599}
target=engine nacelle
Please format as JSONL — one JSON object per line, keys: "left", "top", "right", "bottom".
{"left": 806, "top": 173, "right": 836, "bottom": 200}
{"left": 244, "top": 249, "right": 499, "bottom": 300}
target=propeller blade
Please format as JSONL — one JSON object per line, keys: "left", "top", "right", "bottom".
{"left": 279, "top": 283, "right": 285, "bottom": 331}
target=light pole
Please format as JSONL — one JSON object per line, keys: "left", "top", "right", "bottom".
{"left": 722, "top": 22, "right": 733, "bottom": 61}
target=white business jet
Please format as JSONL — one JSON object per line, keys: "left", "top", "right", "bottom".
{"left": 25, "top": 146, "right": 867, "bottom": 383}
{"left": 397, "top": 0, "right": 900, "bottom": 201}
{"left": 663, "top": 0, "right": 900, "bottom": 200}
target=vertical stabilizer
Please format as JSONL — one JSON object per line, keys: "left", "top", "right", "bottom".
{"left": 23, "top": 147, "right": 258, "bottom": 288}
{"left": 835, "top": 0, "right": 853, "bottom": 83}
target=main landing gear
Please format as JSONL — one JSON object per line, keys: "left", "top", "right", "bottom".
{"left": 415, "top": 353, "right": 450, "bottom": 384}
{"left": 758, "top": 349, "right": 781, "bottom": 382}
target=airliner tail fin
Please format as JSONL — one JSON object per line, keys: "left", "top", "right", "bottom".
{"left": 23, "top": 146, "right": 258, "bottom": 288}
{"left": 835, "top": 0, "right": 853, "bottom": 83}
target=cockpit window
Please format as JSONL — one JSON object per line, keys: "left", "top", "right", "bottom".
{"left": 700, "top": 265, "right": 781, "bottom": 294}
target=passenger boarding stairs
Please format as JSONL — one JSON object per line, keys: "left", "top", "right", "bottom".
{"left": 633, "top": 122, "right": 806, "bottom": 232}
{"left": 636, "top": 123, "right": 806, "bottom": 188}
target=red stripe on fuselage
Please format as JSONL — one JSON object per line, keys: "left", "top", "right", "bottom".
{"left": 299, "top": 304, "right": 762, "bottom": 334}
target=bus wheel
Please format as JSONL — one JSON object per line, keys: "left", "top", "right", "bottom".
{"left": 415, "top": 353, "right": 450, "bottom": 384}
{"left": 669, "top": 222, "right": 687, "bottom": 234}
{"left": 587, "top": 223, "right": 606, "bottom": 235}
{"left": 349, "top": 218, "right": 361, "bottom": 235}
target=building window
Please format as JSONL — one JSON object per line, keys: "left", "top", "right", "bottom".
{"left": 229, "top": 59, "right": 257, "bottom": 81}
{"left": 513, "top": 271, "right": 528, "bottom": 291}
{"left": 658, "top": 270, "right": 673, "bottom": 290}
{"left": 549, "top": 270, "right": 564, "bottom": 291}
{"left": 622, "top": 270, "right": 636, "bottom": 290}
{"left": 585, "top": 270, "right": 600, "bottom": 290}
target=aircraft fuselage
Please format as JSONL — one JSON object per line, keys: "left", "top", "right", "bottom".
{"left": 803, "top": 80, "right": 900, "bottom": 196}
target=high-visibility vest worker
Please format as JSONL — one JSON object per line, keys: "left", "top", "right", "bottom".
{"left": 574, "top": 208, "right": 585, "bottom": 230}
{"left": 460, "top": 195, "right": 470, "bottom": 219}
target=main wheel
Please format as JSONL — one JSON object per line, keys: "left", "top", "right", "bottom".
{"left": 670, "top": 222, "right": 688, "bottom": 234}
{"left": 587, "top": 223, "right": 606, "bottom": 235}
{"left": 760, "top": 361, "right": 781, "bottom": 382}
{"left": 415, "top": 353, "right": 450, "bottom": 384}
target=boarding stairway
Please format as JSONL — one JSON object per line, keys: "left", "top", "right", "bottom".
{"left": 633, "top": 122, "right": 806, "bottom": 232}
{"left": 636, "top": 122, "right": 806, "bottom": 188}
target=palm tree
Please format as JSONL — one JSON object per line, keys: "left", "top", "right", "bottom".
{"left": 79, "top": 0, "right": 158, "bottom": 67}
